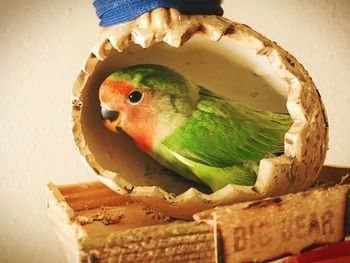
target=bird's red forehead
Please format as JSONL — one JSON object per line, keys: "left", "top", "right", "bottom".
{"left": 100, "top": 80, "right": 133, "bottom": 98}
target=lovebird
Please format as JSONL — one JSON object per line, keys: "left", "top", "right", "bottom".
{"left": 99, "top": 64, "right": 293, "bottom": 192}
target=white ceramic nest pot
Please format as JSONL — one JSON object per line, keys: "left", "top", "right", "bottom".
{"left": 71, "top": 8, "right": 328, "bottom": 219}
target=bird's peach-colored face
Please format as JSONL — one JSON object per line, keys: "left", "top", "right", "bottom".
{"left": 99, "top": 79, "right": 157, "bottom": 152}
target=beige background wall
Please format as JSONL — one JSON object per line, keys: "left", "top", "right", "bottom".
{"left": 0, "top": 1, "right": 349, "bottom": 262}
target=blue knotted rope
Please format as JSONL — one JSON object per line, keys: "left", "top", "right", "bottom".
{"left": 93, "top": 0, "right": 223, "bottom": 27}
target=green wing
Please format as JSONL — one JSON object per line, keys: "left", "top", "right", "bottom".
{"left": 156, "top": 87, "right": 293, "bottom": 191}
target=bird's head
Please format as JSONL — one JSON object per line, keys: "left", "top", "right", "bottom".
{"left": 99, "top": 64, "right": 198, "bottom": 151}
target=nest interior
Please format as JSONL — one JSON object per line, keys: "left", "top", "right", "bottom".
{"left": 78, "top": 37, "right": 289, "bottom": 195}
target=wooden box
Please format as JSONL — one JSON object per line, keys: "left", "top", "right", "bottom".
{"left": 47, "top": 166, "right": 350, "bottom": 262}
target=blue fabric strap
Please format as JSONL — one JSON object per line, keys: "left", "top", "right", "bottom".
{"left": 94, "top": 0, "right": 223, "bottom": 27}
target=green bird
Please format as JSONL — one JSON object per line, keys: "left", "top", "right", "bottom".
{"left": 99, "top": 64, "right": 293, "bottom": 192}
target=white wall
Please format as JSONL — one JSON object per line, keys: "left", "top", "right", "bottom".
{"left": 0, "top": 1, "right": 349, "bottom": 262}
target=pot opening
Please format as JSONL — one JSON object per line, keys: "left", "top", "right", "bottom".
{"left": 79, "top": 36, "right": 290, "bottom": 195}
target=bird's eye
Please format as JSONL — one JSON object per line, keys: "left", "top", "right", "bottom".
{"left": 128, "top": 90, "right": 143, "bottom": 104}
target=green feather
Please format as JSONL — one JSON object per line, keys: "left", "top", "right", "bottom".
{"left": 154, "top": 86, "right": 292, "bottom": 191}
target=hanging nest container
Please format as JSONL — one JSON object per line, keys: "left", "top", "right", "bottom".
{"left": 71, "top": 8, "right": 328, "bottom": 219}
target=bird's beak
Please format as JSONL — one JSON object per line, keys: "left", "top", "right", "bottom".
{"left": 101, "top": 105, "right": 121, "bottom": 133}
